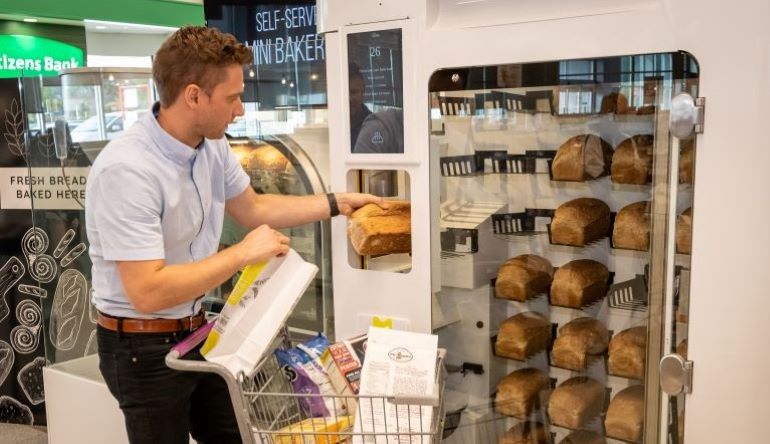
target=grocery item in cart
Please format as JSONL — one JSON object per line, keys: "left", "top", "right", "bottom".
{"left": 550, "top": 259, "right": 609, "bottom": 308}
{"left": 321, "top": 340, "right": 362, "bottom": 398}
{"left": 559, "top": 430, "right": 606, "bottom": 444}
{"left": 608, "top": 326, "right": 647, "bottom": 380}
{"left": 348, "top": 201, "right": 411, "bottom": 255}
{"left": 551, "top": 318, "right": 609, "bottom": 370}
{"left": 611, "top": 134, "right": 654, "bottom": 185}
{"left": 495, "top": 311, "right": 551, "bottom": 361}
{"left": 274, "top": 415, "right": 354, "bottom": 444}
{"left": 676, "top": 208, "right": 693, "bottom": 254}
{"left": 495, "top": 254, "right": 554, "bottom": 301}
{"left": 548, "top": 376, "right": 605, "bottom": 429}
{"left": 494, "top": 367, "right": 550, "bottom": 418}
{"left": 605, "top": 384, "right": 645, "bottom": 442}
{"left": 551, "top": 134, "right": 613, "bottom": 182}
{"left": 612, "top": 201, "right": 651, "bottom": 251}
{"left": 550, "top": 198, "right": 611, "bottom": 247}
{"left": 498, "top": 421, "right": 550, "bottom": 444}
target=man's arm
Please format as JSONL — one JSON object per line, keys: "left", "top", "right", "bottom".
{"left": 225, "top": 186, "right": 384, "bottom": 230}
{"left": 117, "top": 225, "right": 289, "bottom": 314}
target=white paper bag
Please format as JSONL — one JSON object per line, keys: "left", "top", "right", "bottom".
{"left": 201, "top": 249, "right": 318, "bottom": 376}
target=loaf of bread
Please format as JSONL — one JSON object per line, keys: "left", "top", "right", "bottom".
{"left": 559, "top": 430, "right": 606, "bottom": 444}
{"left": 550, "top": 260, "right": 609, "bottom": 308}
{"left": 499, "top": 422, "right": 550, "bottom": 444}
{"left": 612, "top": 201, "right": 650, "bottom": 251}
{"left": 551, "top": 135, "right": 613, "bottom": 182}
{"left": 608, "top": 326, "right": 647, "bottom": 379}
{"left": 600, "top": 92, "right": 629, "bottom": 114}
{"left": 552, "top": 318, "right": 609, "bottom": 370}
{"left": 548, "top": 377, "right": 605, "bottom": 429}
{"left": 676, "top": 208, "right": 693, "bottom": 254}
{"left": 611, "top": 135, "right": 654, "bottom": 185}
{"left": 605, "top": 385, "right": 645, "bottom": 442}
{"left": 496, "top": 255, "right": 554, "bottom": 301}
{"left": 550, "top": 198, "right": 611, "bottom": 247}
{"left": 348, "top": 201, "right": 411, "bottom": 256}
{"left": 495, "top": 312, "right": 551, "bottom": 361}
{"left": 495, "top": 368, "right": 550, "bottom": 418}
{"left": 677, "top": 339, "right": 688, "bottom": 359}
{"left": 679, "top": 138, "right": 695, "bottom": 184}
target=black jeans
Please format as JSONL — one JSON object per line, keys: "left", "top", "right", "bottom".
{"left": 96, "top": 325, "right": 241, "bottom": 444}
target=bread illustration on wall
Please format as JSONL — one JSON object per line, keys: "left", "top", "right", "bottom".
{"left": 612, "top": 201, "right": 650, "bottom": 251}
{"left": 498, "top": 421, "right": 551, "bottom": 444}
{"left": 551, "top": 134, "right": 614, "bottom": 182}
{"left": 550, "top": 198, "right": 611, "bottom": 247}
{"left": 496, "top": 254, "right": 553, "bottom": 301}
{"left": 551, "top": 317, "right": 609, "bottom": 370}
{"left": 49, "top": 269, "right": 87, "bottom": 351}
{"left": 548, "top": 376, "right": 605, "bottom": 429}
{"left": 550, "top": 259, "right": 609, "bottom": 308}
{"left": 608, "top": 326, "right": 647, "bottom": 379}
{"left": 605, "top": 385, "right": 645, "bottom": 442}
{"left": 679, "top": 138, "right": 695, "bottom": 184}
{"left": 495, "top": 311, "right": 551, "bottom": 361}
{"left": 17, "top": 356, "right": 46, "bottom": 405}
{"left": 676, "top": 208, "right": 693, "bottom": 254}
{"left": 348, "top": 201, "right": 411, "bottom": 256}
{"left": 495, "top": 368, "right": 550, "bottom": 418}
{"left": 559, "top": 430, "right": 606, "bottom": 444}
{"left": 611, "top": 134, "right": 654, "bottom": 185}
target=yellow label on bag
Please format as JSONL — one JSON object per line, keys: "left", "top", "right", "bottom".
{"left": 227, "top": 262, "right": 267, "bottom": 306}
{"left": 200, "top": 330, "right": 220, "bottom": 356}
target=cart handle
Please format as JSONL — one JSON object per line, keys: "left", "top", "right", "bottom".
{"left": 171, "top": 320, "right": 215, "bottom": 357}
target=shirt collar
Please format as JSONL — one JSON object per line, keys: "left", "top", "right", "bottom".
{"left": 143, "top": 102, "right": 203, "bottom": 166}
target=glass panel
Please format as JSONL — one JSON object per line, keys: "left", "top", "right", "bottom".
{"left": 347, "top": 29, "right": 404, "bottom": 153}
{"left": 429, "top": 52, "right": 698, "bottom": 443}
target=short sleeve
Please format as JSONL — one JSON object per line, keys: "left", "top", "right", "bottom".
{"left": 223, "top": 141, "right": 250, "bottom": 199}
{"left": 90, "top": 165, "right": 165, "bottom": 261}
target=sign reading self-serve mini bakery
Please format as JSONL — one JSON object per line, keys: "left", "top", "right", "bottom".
{"left": 0, "top": 34, "right": 84, "bottom": 78}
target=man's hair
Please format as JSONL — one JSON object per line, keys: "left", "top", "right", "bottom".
{"left": 153, "top": 26, "right": 253, "bottom": 107}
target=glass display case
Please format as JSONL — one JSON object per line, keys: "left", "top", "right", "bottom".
{"left": 429, "top": 52, "right": 698, "bottom": 443}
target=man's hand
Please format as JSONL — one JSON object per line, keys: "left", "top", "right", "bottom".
{"left": 234, "top": 224, "right": 290, "bottom": 267}
{"left": 334, "top": 193, "right": 386, "bottom": 216}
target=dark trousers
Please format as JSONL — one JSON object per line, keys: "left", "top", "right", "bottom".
{"left": 96, "top": 325, "right": 242, "bottom": 444}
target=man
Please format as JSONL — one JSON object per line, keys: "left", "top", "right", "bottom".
{"left": 86, "top": 26, "right": 382, "bottom": 443}
{"left": 348, "top": 63, "right": 371, "bottom": 149}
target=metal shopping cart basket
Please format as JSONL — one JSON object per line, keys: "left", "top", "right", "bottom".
{"left": 165, "top": 321, "right": 448, "bottom": 443}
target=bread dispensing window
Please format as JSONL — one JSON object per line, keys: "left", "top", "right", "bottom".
{"left": 429, "top": 53, "right": 698, "bottom": 443}
{"left": 346, "top": 169, "right": 412, "bottom": 273}
{"left": 347, "top": 29, "right": 404, "bottom": 153}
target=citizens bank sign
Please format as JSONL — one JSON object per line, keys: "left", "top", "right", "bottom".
{"left": 0, "top": 35, "right": 84, "bottom": 78}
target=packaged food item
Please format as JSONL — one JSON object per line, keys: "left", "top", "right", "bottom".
{"left": 274, "top": 415, "right": 354, "bottom": 444}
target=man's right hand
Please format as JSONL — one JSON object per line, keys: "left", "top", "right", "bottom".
{"left": 236, "top": 224, "right": 290, "bottom": 267}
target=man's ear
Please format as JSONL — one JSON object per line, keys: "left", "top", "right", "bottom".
{"left": 183, "top": 84, "right": 203, "bottom": 109}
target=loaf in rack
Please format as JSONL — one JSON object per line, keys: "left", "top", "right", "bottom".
{"left": 495, "top": 312, "right": 551, "bottom": 361}
{"left": 550, "top": 259, "right": 609, "bottom": 308}
{"left": 676, "top": 207, "right": 693, "bottom": 254}
{"left": 600, "top": 92, "right": 629, "bottom": 114}
{"left": 548, "top": 376, "right": 605, "bottom": 429}
{"left": 608, "top": 326, "right": 647, "bottom": 379}
{"left": 679, "top": 138, "right": 695, "bottom": 184}
{"left": 605, "top": 385, "right": 645, "bottom": 442}
{"left": 612, "top": 201, "right": 650, "bottom": 251}
{"left": 551, "top": 317, "right": 609, "bottom": 370}
{"left": 498, "top": 422, "right": 550, "bottom": 444}
{"left": 550, "top": 198, "right": 611, "bottom": 247}
{"left": 495, "top": 368, "right": 550, "bottom": 418}
{"left": 611, "top": 134, "right": 654, "bottom": 185}
{"left": 559, "top": 430, "right": 606, "bottom": 444}
{"left": 551, "top": 134, "right": 614, "bottom": 182}
{"left": 496, "top": 254, "right": 554, "bottom": 301}
{"left": 347, "top": 201, "right": 411, "bottom": 256}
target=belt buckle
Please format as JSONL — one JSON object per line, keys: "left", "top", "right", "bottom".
{"left": 188, "top": 314, "right": 195, "bottom": 332}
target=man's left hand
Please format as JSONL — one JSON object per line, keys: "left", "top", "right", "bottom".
{"left": 335, "top": 193, "right": 386, "bottom": 216}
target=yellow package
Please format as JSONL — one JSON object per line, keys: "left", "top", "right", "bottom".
{"left": 274, "top": 416, "right": 353, "bottom": 444}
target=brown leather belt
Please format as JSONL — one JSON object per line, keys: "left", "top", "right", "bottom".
{"left": 97, "top": 311, "right": 205, "bottom": 334}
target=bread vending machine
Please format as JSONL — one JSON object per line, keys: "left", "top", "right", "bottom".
{"left": 318, "top": 0, "right": 770, "bottom": 443}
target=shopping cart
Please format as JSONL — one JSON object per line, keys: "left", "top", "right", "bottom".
{"left": 165, "top": 321, "right": 447, "bottom": 443}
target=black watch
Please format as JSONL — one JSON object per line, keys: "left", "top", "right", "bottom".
{"left": 326, "top": 193, "right": 340, "bottom": 217}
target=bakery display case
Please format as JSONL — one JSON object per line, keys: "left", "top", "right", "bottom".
{"left": 429, "top": 53, "right": 697, "bottom": 443}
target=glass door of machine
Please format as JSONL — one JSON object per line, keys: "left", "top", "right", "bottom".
{"left": 429, "top": 52, "right": 698, "bottom": 443}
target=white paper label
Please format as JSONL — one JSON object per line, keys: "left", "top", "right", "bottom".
{"left": 0, "top": 167, "right": 89, "bottom": 210}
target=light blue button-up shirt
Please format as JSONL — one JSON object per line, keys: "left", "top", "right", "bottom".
{"left": 86, "top": 104, "right": 250, "bottom": 319}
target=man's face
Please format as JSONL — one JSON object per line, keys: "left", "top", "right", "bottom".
{"left": 197, "top": 64, "right": 245, "bottom": 139}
